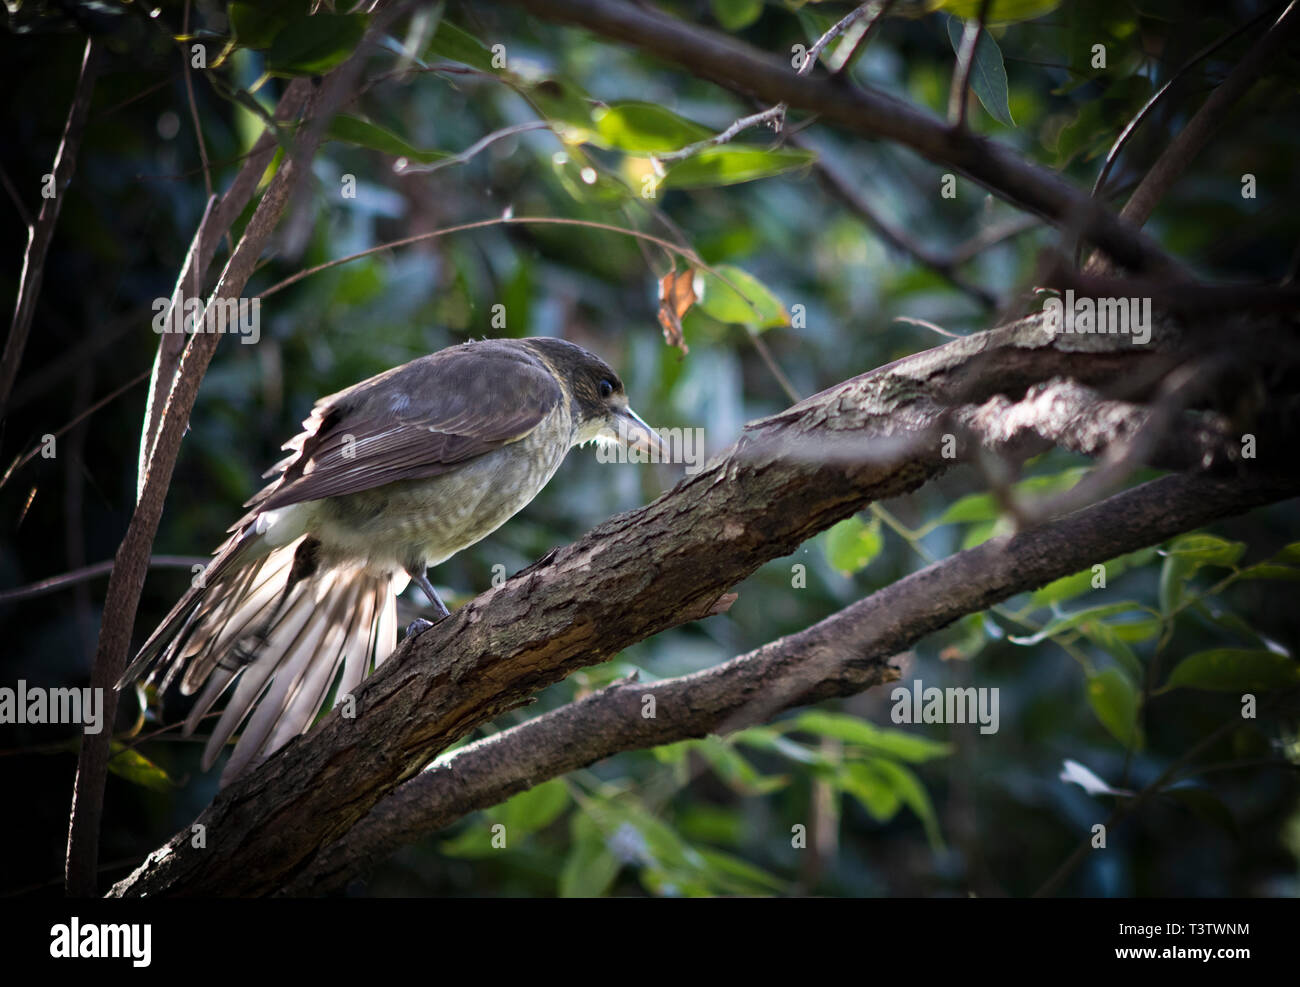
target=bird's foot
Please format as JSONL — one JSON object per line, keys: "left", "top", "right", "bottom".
{"left": 404, "top": 617, "right": 437, "bottom": 638}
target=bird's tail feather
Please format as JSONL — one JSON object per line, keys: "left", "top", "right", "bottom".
{"left": 124, "top": 535, "right": 406, "bottom": 785}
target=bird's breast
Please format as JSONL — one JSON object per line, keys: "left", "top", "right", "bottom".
{"left": 304, "top": 407, "right": 574, "bottom": 571}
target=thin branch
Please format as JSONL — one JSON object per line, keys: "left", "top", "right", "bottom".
{"left": 0, "top": 369, "right": 151, "bottom": 492}
{"left": 1091, "top": 6, "right": 1276, "bottom": 201}
{"left": 181, "top": 0, "right": 214, "bottom": 208}
{"left": 652, "top": 105, "right": 785, "bottom": 166}
{"left": 947, "top": 0, "right": 992, "bottom": 129}
{"left": 1118, "top": 1, "right": 1299, "bottom": 230}
{"left": 0, "top": 163, "right": 33, "bottom": 227}
{"left": 796, "top": 131, "right": 997, "bottom": 308}
{"left": 393, "top": 120, "right": 552, "bottom": 173}
{"left": 0, "top": 557, "right": 206, "bottom": 605}
{"left": 1, "top": 39, "right": 102, "bottom": 417}
{"left": 828, "top": 0, "right": 897, "bottom": 76}
{"left": 655, "top": 1, "right": 887, "bottom": 164}
{"left": 948, "top": 214, "right": 1039, "bottom": 265}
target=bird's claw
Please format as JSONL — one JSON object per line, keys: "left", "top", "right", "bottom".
{"left": 404, "top": 617, "right": 436, "bottom": 638}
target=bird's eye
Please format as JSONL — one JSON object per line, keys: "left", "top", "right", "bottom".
{"left": 598, "top": 378, "right": 615, "bottom": 398}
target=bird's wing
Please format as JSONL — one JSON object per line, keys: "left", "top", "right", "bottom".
{"left": 252, "top": 345, "right": 563, "bottom": 512}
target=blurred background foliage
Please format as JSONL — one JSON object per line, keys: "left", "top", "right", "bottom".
{"left": 1, "top": 0, "right": 1298, "bottom": 897}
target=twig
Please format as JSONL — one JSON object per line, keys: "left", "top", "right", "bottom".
{"left": 181, "top": 0, "right": 214, "bottom": 208}
{"left": 652, "top": 105, "right": 785, "bottom": 167}
{"left": 0, "top": 39, "right": 101, "bottom": 417}
{"left": 0, "top": 557, "right": 205, "bottom": 605}
{"left": 0, "top": 369, "right": 151, "bottom": 492}
{"left": 948, "top": 214, "right": 1039, "bottom": 265}
{"left": 0, "top": 164, "right": 33, "bottom": 227}
{"left": 656, "top": 2, "right": 882, "bottom": 164}
{"left": 947, "top": 0, "right": 992, "bottom": 129}
{"left": 1091, "top": 6, "right": 1276, "bottom": 201}
{"left": 828, "top": 0, "right": 897, "bottom": 76}
{"left": 1118, "top": 1, "right": 1299, "bottom": 230}
{"left": 393, "top": 120, "right": 552, "bottom": 173}
{"left": 796, "top": 132, "right": 997, "bottom": 308}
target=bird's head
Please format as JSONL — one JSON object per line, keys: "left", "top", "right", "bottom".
{"left": 523, "top": 337, "right": 666, "bottom": 456}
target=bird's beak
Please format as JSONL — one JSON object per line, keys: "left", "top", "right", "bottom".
{"left": 613, "top": 406, "right": 667, "bottom": 457}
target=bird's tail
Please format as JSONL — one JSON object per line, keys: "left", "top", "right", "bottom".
{"left": 119, "top": 535, "right": 407, "bottom": 785}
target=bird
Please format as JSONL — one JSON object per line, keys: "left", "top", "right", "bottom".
{"left": 117, "top": 336, "right": 664, "bottom": 785}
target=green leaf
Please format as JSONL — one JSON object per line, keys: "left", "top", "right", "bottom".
{"left": 934, "top": 467, "right": 1088, "bottom": 526}
{"left": 1008, "top": 601, "right": 1151, "bottom": 646}
{"left": 529, "top": 79, "right": 598, "bottom": 141}
{"left": 439, "top": 821, "right": 504, "bottom": 858}
{"left": 661, "top": 146, "right": 815, "bottom": 189}
{"left": 695, "top": 847, "right": 785, "bottom": 894}
{"left": 694, "top": 736, "right": 789, "bottom": 795}
{"left": 1161, "top": 649, "right": 1300, "bottom": 693}
{"left": 1236, "top": 563, "right": 1300, "bottom": 581}
{"left": 695, "top": 264, "right": 788, "bottom": 329}
{"left": 1272, "top": 541, "right": 1300, "bottom": 564}
{"left": 790, "top": 711, "right": 953, "bottom": 763}
{"left": 326, "top": 115, "right": 449, "bottom": 164}
{"left": 710, "top": 0, "right": 764, "bottom": 31}
{"left": 824, "top": 515, "right": 883, "bottom": 574}
{"left": 869, "top": 757, "right": 946, "bottom": 852}
{"left": 424, "top": 19, "right": 496, "bottom": 72}
{"left": 1080, "top": 620, "right": 1143, "bottom": 681}
{"left": 590, "top": 102, "right": 712, "bottom": 153}
{"left": 1162, "top": 533, "right": 1246, "bottom": 569}
{"left": 559, "top": 813, "right": 622, "bottom": 897}
{"left": 945, "top": 16, "right": 1014, "bottom": 127}
{"left": 1029, "top": 547, "right": 1158, "bottom": 607}
{"left": 498, "top": 779, "right": 569, "bottom": 836}
{"left": 931, "top": 0, "right": 1061, "bottom": 24}
{"left": 839, "top": 761, "right": 901, "bottom": 821}
{"left": 1086, "top": 667, "right": 1143, "bottom": 749}
{"left": 107, "top": 742, "right": 173, "bottom": 792}
{"left": 229, "top": 0, "right": 308, "bottom": 49}
{"left": 264, "top": 12, "right": 368, "bottom": 76}
{"left": 551, "top": 149, "right": 631, "bottom": 206}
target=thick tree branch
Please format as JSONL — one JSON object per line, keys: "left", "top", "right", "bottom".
{"left": 287, "top": 469, "right": 1297, "bottom": 894}
{"left": 490, "top": 0, "right": 1179, "bottom": 275}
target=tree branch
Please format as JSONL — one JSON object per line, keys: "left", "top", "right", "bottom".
{"left": 286, "top": 469, "right": 1297, "bottom": 894}
{"left": 491, "top": 0, "right": 1179, "bottom": 276}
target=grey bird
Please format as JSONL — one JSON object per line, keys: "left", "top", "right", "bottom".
{"left": 117, "top": 336, "right": 663, "bottom": 784}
